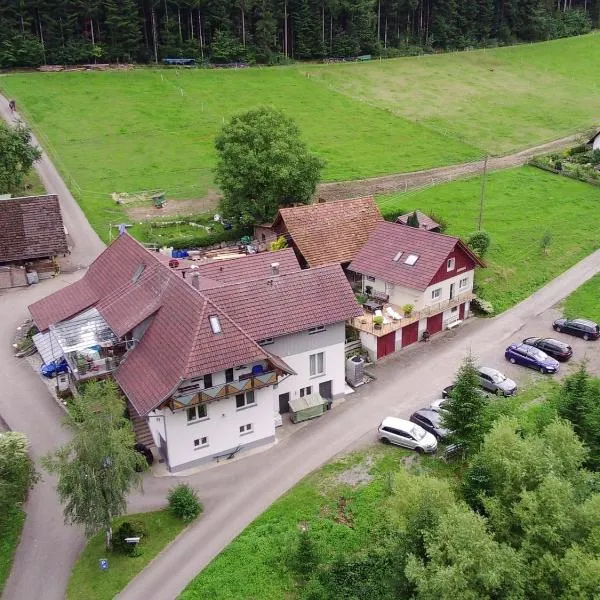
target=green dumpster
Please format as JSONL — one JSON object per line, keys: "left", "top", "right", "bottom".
{"left": 288, "top": 394, "right": 327, "bottom": 423}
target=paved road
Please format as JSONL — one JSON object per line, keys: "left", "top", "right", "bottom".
{"left": 315, "top": 133, "right": 583, "bottom": 201}
{"left": 116, "top": 246, "right": 600, "bottom": 600}
{"left": 0, "top": 95, "right": 104, "bottom": 600}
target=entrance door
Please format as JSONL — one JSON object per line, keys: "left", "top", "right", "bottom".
{"left": 449, "top": 283, "right": 456, "bottom": 300}
{"left": 377, "top": 331, "right": 395, "bottom": 359}
{"left": 427, "top": 312, "right": 443, "bottom": 335}
{"left": 319, "top": 380, "right": 332, "bottom": 400}
{"left": 402, "top": 321, "right": 419, "bottom": 347}
{"left": 278, "top": 392, "right": 290, "bottom": 413}
{"left": 158, "top": 434, "right": 168, "bottom": 467}
{"left": 459, "top": 302, "right": 465, "bottom": 320}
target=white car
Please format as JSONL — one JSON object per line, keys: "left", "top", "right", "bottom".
{"left": 378, "top": 417, "right": 438, "bottom": 453}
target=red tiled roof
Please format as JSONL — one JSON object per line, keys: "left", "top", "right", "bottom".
{"left": 396, "top": 210, "right": 440, "bottom": 232}
{"left": 273, "top": 197, "right": 383, "bottom": 267}
{"left": 0, "top": 195, "right": 68, "bottom": 263}
{"left": 348, "top": 221, "right": 483, "bottom": 291}
{"left": 191, "top": 247, "right": 300, "bottom": 283}
{"left": 204, "top": 265, "right": 362, "bottom": 341}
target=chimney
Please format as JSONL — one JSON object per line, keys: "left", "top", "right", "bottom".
{"left": 190, "top": 265, "right": 200, "bottom": 289}
{"left": 270, "top": 262, "right": 280, "bottom": 277}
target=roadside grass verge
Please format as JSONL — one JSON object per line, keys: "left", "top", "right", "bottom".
{"left": 0, "top": 506, "right": 26, "bottom": 595}
{"left": 66, "top": 509, "right": 187, "bottom": 600}
{"left": 376, "top": 166, "right": 600, "bottom": 313}
{"left": 562, "top": 273, "right": 600, "bottom": 323}
{"left": 0, "top": 69, "right": 478, "bottom": 241}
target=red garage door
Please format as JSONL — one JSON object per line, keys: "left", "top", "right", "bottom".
{"left": 402, "top": 321, "right": 419, "bottom": 347}
{"left": 377, "top": 331, "right": 395, "bottom": 359}
{"left": 427, "top": 313, "right": 443, "bottom": 335}
{"left": 459, "top": 302, "right": 466, "bottom": 320}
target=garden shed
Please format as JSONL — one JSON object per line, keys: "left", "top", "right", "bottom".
{"left": 288, "top": 394, "right": 328, "bottom": 423}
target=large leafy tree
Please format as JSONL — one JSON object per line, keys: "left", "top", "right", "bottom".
{"left": 441, "top": 353, "right": 489, "bottom": 456}
{"left": 42, "top": 381, "right": 146, "bottom": 548}
{"left": 214, "top": 106, "right": 324, "bottom": 225}
{"left": 0, "top": 122, "right": 41, "bottom": 194}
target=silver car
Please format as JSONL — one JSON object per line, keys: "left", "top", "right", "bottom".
{"left": 378, "top": 417, "right": 438, "bottom": 453}
{"left": 478, "top": 366, "right": 517, "bottom": 396}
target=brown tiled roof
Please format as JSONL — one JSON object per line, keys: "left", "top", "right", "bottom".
{"left": 204, "top": 265, "right": 362, "bottom": 341}
{"left": 396, "top": 210, "right": 440, "bottom": 232}
{"left": 348, "top": 221, "right": 483, "bottom": 291}
{"left": 273, "top": 197, "right": 383, "bottom": 267}
{"left": 190, "top": 247, "right": 300, "bottom": 284}
{"left": 0, "top": 195, "right": 68, "bottom": 263}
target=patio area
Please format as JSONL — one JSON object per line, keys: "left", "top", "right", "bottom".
{"left": 350, "top": 292, "right": 476, "bottom": 337}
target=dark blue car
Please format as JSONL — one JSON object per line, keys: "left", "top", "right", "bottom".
{"left": 505, "top": 343, "right": 559, "bottom": 374}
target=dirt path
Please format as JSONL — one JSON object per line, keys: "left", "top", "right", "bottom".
{"left": 315, "top": 133, "right": 584, "bottom": 201}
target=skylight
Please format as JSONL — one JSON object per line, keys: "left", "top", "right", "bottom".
{"left": 393, "top": 251, "right": 403, "bottom": 262}
{"left": 132, "top": 263, "right": 145, "bottom": 282}
{"left": 209, "top": 315, "right": 222, "bottom": 334}
{"left": 404, "top": 254, "right": 419, "bottom": 266}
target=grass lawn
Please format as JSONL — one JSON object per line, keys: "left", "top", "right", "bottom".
{"left": 376, "top": 166, "right": 600, "bottom": 313}
{"left": 305, "top": 33, "right": 600, "bottom": 155}
{"left": 563, "top": 273, "right": 600, "bottom": 323}
{"left": 66, "top": 509, "right": 187, "bottom": 600}
{"left": 0, "top": 69, "right": 478, "bottom": 241}
{"left": 0, "top": 507, "right": 26, "bottom": 596}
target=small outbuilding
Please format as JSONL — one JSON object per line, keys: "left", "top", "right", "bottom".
{"left": 396, "top": 210, "right": 441, "bottom": 232}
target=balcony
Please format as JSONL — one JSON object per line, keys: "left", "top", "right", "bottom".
{"left": 350, "top": 292, "right": 475, "bottom": 337}
{"left": 167, "top": 370, "right": 279, "bottom": 411}
{"left": 68, "top": 352, "right": 125, "bottom": 381}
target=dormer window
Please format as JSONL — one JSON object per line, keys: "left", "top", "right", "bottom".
{"left": 447, "top": 257, "right": 455, "bottom": 271}
{"left": 209, "top": 315, "right": 222, "bottom": 334}
{"left": 404, "top": 254, "right": 419, "bottom": 266}
{"left": 393, "top": 251, "right": 403, "bottom": 262}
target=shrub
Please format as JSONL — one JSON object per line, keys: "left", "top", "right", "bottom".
{"left": 467, "top": 230, "right": 491, "bottom": 257}
{"left": 427, "top": 210, "right": 448, "bottom": 232}
{"left": 270, "top": 235, "right": 288, "bottom": 251}
{"left": 167, "top": 484, "right": 202, "bottom": 522}
{"left": 402, "top": 304, "right": 414, "bottom": 315}
{"left": 146, "top": 227, "right": 244, "bottom": 250}
{"left": 112, "top": 520, "right": 146, "bottom": 555}
{"left": 0, "top": 432, "right": 38, "bottom": 513}
{"left": 373, "top": 315, "right": 383, "bottom": 326}
{"left": 472, "top": 297, "right": 494, "bottom": 315}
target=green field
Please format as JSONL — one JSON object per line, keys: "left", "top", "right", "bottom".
{"left": 66, "top": 509, "right": 186, "bottom": 600}
{"left": 306, "top": 33, "right": 600, "bottom": 154}
{"left": 376, "top": 166, "right": 600, "bottom": 313}
{"left": 563, "top": 273, "right": 600, "bottom": 323}
{"left": 2, "top": 34, "right": 600, "bottom": 240}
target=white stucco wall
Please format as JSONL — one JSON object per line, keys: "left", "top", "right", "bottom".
{"left": 148, "top": 385, "right": 274, "bottom": 471}
{"left": 359, "top": 330, "right": 377, "bottom": 362}
{"left": 265, "top": 322, "right": 346, "bottom": 413}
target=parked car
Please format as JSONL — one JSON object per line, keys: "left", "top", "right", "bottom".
{"left": 553, "top": 318, "right": 600, "bottom": 341}
{"left": 441, "top": 385, "right": 455, "bottom": 399}
{"left": 522, "top": 337, "right": 573, "bottom": 362}
{"left": 410, "top": 409, "right": 450, "bottom": 440}
{"left": 477, "top": 367, "right": 517, "bottom": 396}
{"left": 378, "top": 417, "right": 438, "bottom": 453}
{"left": 430, "top": 398, "right": 448, "bottom": 412}
{"left": 505, "top": 343, "right": 559, "bottom": 374}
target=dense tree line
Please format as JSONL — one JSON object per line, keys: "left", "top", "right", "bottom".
{"left": 0, "top": 0, "right": 595, "bottom": 68}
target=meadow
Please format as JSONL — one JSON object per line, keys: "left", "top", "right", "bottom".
{"left": 2, "top": 34, "right": 600, "bottom": 238}
{"left": 376, "top": 166, "right": 600, "bottom": 313}
{"left": 563, "top": 273, "right": 600, "bottom": 323}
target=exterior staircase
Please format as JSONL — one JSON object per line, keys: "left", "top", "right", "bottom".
{"left": 129, "top": 409, "right": 155, "bottom": 448}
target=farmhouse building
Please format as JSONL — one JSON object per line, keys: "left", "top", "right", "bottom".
{"left": 29, "top": 235, "right": 360, "bottom": 472}
{"left": 0, "top": 194, "right": 69, "bottom": 288}
{"left": 271, "top": 196, "right": 383, "bottom": 269}
{"left": 348, "top": 221, "right": 484, "bottom": 360}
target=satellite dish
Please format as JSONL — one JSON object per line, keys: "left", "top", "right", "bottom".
{"left": 213, "top": 214, "right": 221, "bottom": 222}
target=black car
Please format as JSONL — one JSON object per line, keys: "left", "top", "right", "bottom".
{"left": 442, "top": 385, "right": 455, "bottom": 399}
{"left": 522, "top": 337, "right": 573, "bottom": 361}
{"left": 553, "top": 318, "right": 600, "bottom": 341}
{"left": 409, "top": 408, "right": 450, "bottom": 440}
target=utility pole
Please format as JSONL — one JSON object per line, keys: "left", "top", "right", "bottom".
{"left": 478, "top": 155, "right": 488, "bottom": 231}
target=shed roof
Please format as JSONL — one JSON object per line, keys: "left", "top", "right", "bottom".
{"left": 396, "top": 210, "right": 440, "bottom": 232}
{"left": 273, "top": 196, "right": 383, "bottom": 267}
{"left": 0, "top": 195, "right": 68, "bottom": 263}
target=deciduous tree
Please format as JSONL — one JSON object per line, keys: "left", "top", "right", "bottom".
{"left": 0, "top": 122, "right": 41, "bottom": 194}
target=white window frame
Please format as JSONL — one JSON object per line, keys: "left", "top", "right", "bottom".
{"left": 239, "top": 423, "right": 253, "bottom": 435}
{"left": 309, "top": 352, "right": 325, "bottom": 377}
{"left": 447, "top": 257, "right": 455, "bottom": 271}
{"left": 366, "top": 275, "right": 376, "bottom": 282}
{"left": 431, "top": 288, "right": 442, "bottom": 300}
{"left": 235, "top": 391, "right": 256, "bottom": 410}
{"left": 193, "top": 436, "right": 208, "bottom": 449}
{"left": 459, "top": 277, "right": 469, "bottom": 289}
{"left": 187, "top": 404, "right": 208, "bottom": 423}
{"left": 300, "top": 386, "right": 313, "bottom": 398}
{"left": 209, "top": 315, "right": 222, "bottom": 334}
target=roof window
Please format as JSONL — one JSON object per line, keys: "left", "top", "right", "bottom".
{"left": 393, "top": 251, "right": 403, "bottom": 262}
{"left": 404, "top": 254, "right": 419, "bottom": 266}
{"left": 209, "top": 315, "right": 222, "bottom": 334}
{"left": 132, "top": 263, "right": 145, "bottom": 282}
